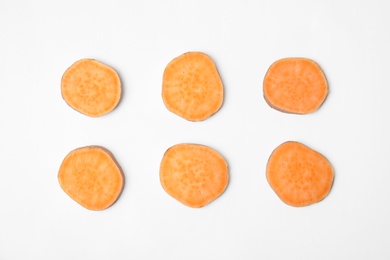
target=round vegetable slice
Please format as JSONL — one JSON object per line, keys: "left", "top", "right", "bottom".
{"left": 61, "top": 59, "right": 121, "bottom": 117}
{"left": 58, "top": 146, "right": 124, "bottom": 210}
{"left": 263, "top": 57, "right": 328, "bottom": 114}
{"left": 162, "top": 52, "right": 224, "bottom": 121}
{"left": 266, "top": 141, "right": 334, "bottom": 207}
{"left": 160, "top": 143, "right": 229, "bottom": 208}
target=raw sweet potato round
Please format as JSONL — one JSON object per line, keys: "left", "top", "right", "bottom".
{"left": 266, "top": 141, "right": 334, "bottom": 207}
{"left": 160, "top": 143, "right": 229, "bottom": 208}
{"left": 263, "top": 58, "right": 328, "bottom": 114}
{"left": 61, "top": 59, "right": 121, "bottom": 117}
{"left": 162, "top": 52, "right": 224, "bottom": 121}
{"left": 58, "top": 146, "right": 124, "bottom": 210}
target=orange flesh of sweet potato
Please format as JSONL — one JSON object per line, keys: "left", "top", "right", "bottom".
{"left": 58, "top": 146, "right": 124, "bottom": 210}
{"left": 160, "top": 144, "right": 229, "bottom": 208}
{"left": 263, "top": 58, "right": 328, "bottom": 114}
{"left": 162, "top": 52, "right": 224, "bottom": 121}
{"left": 61, "top": 59, "right": 121, "bottom": 117}
{"left": 266, "top": 141, "right": 334, "bottom": 207}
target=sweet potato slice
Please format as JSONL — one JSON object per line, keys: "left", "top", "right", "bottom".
{"left": 61, "top": 59, "right": 121, "bottom": 117}
{"left": 263, "top": 58, "right": 328, "bottom": 114}
{"left": 160, "top": 143, "right": 229, "bottom": 208}
{"left": 58, "top": 146, "right": 124, "bottom": 210}
{"left": 266, "top": 141, "right": 334, "bottom": 207}
{"left": 162, "top": 52, "right": 224, "bottom": 121}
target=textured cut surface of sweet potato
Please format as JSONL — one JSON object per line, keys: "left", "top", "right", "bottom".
{"left": 263, "top": 58, "right": 328, "bottom": 114}
{"left": 160, "top": 143, "right": 228, "bottom": 208}
{"left": 58, "top": 146, "right": 124, "bottom": 210}
{"left": 61, "top": 59, "right": 121, "bottom": 117}
{"left": 266, "top": 141, "right": 334, "bottom": 207}
{"left": 162, "top": 52, "right": 224, "bottom": 121}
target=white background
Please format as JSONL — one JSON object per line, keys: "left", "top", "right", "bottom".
{"left": 1, "top": 0, "right": 390, "bottom": 259}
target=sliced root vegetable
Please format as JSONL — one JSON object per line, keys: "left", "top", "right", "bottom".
{"left": 160, "top": 143, "right": 229, "bottom": 208}
{"left": 61, "top": 59, "right": 121, "bottom": 117}
{"left": 266, "top": 141, "right": 334, "bottom": 207}
{"left": 58, "top": 146, "right": 124, "bottom": 210}
{"left": 263, "top": 58, "right": 328, "bottom": 114}
{"left": 162, "top": 52, "right": 224, "bottom": 121}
